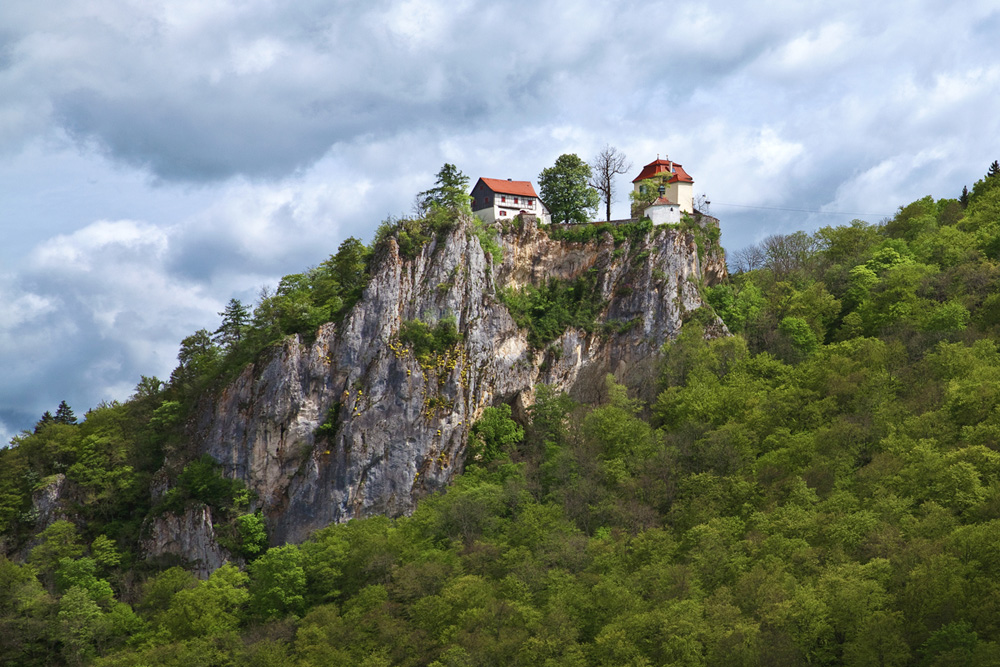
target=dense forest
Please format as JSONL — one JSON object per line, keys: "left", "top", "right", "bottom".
{"left": 2, "top": 165, "right": 1000, "bottom": 666}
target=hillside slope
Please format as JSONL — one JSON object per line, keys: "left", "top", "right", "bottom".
{"left": 3, "top": 174, "right": 1000, "bottom": 665}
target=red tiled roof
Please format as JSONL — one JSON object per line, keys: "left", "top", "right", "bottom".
{"left": 649, "top": 196, "right": 677, "bottom": 207}
{"left": 474, "top": 177, "right": 540, "bottom": 198}
{"left": 632, "top": 158, "right": 694, "bottom": 184}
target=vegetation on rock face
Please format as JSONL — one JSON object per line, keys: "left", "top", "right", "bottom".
{"left": 3, "top": 163, "right": 1000, "bottom": 665}
{"left": 466, "top": 404, "right": 524, "bottom": 466}
{"left": 543, "top": 216, "right": 654, "bottom": 244}
{"left": 167, "top": 234, "right": 375, "bottom": 408}
{"left": 499, "top": 271, "right": 605, "bottom": 349}
{"left": 397, "top": 316, "right": 463, "bottom": 363}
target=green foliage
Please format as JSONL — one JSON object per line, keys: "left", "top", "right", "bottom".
{"left": 467, "top": 404, "right": 525, "bottom": 466}
{"left": 417, "top": 163, "right": 472, "bottom": 215}
{"left": 499, "top": 271, "right": 604, "bottom": 348}
{"left": 54, "top": 400, "right": 78, "bottom": 425}
{"left": 629, "top": 176, "right": 662, "bottom": 215}
{"left": 158, "top": 454, "right": 247, "bottom": 515}
{"left": 29, "top": 520, "right": 85, "bottom": 576}
{"left": 7, "top": 193, "right": 1000, "bottom": 666}
{"left": 315, "top": 403, "right": 342, "bottom": 441}
{"left": 212, "top": 298, "right": 250, "bottom": 349}
{"left": 779, "top": 316, "right": 819, "bottom": 357}
{"left": 160, "top": 563, "right": 249, "bottom": 640}
{"left": 55, "top": 557, "right": 114, "bottom": 604}
{"left": 469, "top": 216, "right": 503, "bottom": 263}
{"left": 248, "top": 544, "right": 306, "bottom": 620}
{"left": 538, "top": 153, "right": 600, "bottom": 224}
{"left": 375, "top": 206, "right": 460, "bottom": 260}
{"left": 705, "top": 281, "right": 765, "bottom": 334}
{"left": 544, "top": 217, "right": 653, "bottom": 245}
{"left": 398, "top": 316, "right": 462, "bottom": 362}
{"left": 233, "top": 511, "right": 268, "bottom": 559}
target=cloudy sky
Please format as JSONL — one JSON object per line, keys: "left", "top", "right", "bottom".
{"left": 2, "top": 0, "right": 999, "bottom": 440}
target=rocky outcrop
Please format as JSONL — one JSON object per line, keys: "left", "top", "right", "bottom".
{"left": 141, "top": 505, "right": 229, "bottom": 578}
{"left": 30, "top": 473, "right": 67, "bottom": 530}
{"left": 178, "top": 215, "right": 724, "bottom": 547}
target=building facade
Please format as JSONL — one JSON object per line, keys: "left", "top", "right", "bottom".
{"left": 644, "top": 197, "right": 683, "bottom": 224}
{"left": 632, "top": 157, "right": 694, "bottom": 219}
{"left": 470, "top": 177, "right": 551, "bottom": 224}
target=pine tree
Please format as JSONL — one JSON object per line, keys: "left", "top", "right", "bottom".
{"left": 213, "top": 298, "right": 250, "bottom": 350}
{"left": 960, "top": 185, "right": 969, "bottom": 208}
{"left": 53, "top": 401, "right": 77, "bottom": 425}
{"left": 989, "top": 160, "right": 1000, "bottom": 178}
{"left": 416, "top": 164, "right": 471, "bottom": 214}
{"left": 33, "top": 411, "right": 55, "bottom": 433}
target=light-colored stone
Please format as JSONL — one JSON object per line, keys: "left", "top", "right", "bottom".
{"left": 30, "top": 473, "right": 67, "bottom": 530}
{"left": 171, "top": 215, "right": 724, "bottom": 551}
{"left": 141, "top": 505, "right": 228, "bottom": 578}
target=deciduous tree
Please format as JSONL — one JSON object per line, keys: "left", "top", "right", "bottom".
{"left": 538, "top": 154, "right": 599, "bottom": 224}
{"left": 588, "top": 145, "right": 631, "bottom": 222}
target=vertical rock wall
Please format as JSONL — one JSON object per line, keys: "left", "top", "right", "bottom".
{"left": 171, "top": 216, "right": 724, "bottom": 548}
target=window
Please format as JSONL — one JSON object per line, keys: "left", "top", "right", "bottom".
{"left": 501, "top": 196, "right": 506, "bottom": 203}
{"left": 500, "top": 210, "right": 506, "bottom": 216}
{"left": 514, "top": 197, "right": 519, "bottom": 204}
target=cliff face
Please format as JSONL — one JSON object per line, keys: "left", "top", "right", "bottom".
{"left": 157, "top": 216, "right": 724, "bottom": 552}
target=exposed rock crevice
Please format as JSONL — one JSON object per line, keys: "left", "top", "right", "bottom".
{"left": 168, "top": 216, "right": 724, "bottom": 548}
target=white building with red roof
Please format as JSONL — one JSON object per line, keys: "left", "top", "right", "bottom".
{"left": 632, "top": 157, "right": 694, "bottom": 224}
{"left": 470, "top": 177, "right": 551, "bottom": 225}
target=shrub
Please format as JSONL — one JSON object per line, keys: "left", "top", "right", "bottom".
{"left": 500, "top": 272, "right": 604, "bottom": 349}
{"left": 398, "top": 316, "right": 463, "bottom": 361}
{"left": 467, "top": 404, "right": 525, "bottom": 465}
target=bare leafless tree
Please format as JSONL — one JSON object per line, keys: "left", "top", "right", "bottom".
{"left": 588, "top": 145, "right": 632, "bottom": 222}
{"left": 762, "top": 232, "right": 815, "bottom": 277}
{"left": 730, "top": 243, "right": 767, "bottom": 274}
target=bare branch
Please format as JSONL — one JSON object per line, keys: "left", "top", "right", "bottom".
{"left": 588, "top": 145, "right": 632, "bottom": 221}
{"left": 730, "top": 243, "right": 766, "bottom": 274}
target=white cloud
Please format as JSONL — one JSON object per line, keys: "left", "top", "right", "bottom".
{"left": 0, "top": 418, "right": 14, "bottom": 448}
{"left": 766, "top": 22, "right": 853, "bottom": 73}
{"left": 1, "top": 0, "right": 1000, "bottom": 430}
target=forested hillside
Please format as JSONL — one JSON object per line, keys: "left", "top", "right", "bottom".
{"left": 3, "top": 166, "right": 1000, "bottom": 665}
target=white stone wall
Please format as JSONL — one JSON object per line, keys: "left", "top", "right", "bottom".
{"left": 645, "top": 202, "right": 681, "bottom": 224}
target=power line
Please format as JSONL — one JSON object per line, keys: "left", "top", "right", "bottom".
{"left": 709, "top": 201, "right": 892, "bottom": 218}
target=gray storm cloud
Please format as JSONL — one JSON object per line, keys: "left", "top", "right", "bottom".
{"left": 1, "top": 0, "right": 999, "bottom": 435}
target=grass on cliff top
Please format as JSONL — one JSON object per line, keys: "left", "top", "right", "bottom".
{"left": 542, "top": 217, "right": 654, "bottom": 244}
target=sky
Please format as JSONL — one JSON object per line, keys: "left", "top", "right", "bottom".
{"left": 2, "top": 0, "right": 1000, "bottom": 441}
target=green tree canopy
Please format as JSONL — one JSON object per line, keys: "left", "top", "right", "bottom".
{"left": 212, "top": 298, "right": 250, "bottom": 349}
{"left": 418, "top": 163, "right": 471, "bottom": 214}
{"left": 538, "top": 153, "right": 599, "bottom": 224}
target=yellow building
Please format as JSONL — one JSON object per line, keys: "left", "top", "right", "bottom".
{"left": 632, "top": 157, "right": 694, "bottom": 222}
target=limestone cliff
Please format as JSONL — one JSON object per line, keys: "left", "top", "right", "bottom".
{"left": 154, "top": 215, "right": 724, "bottom": 554}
